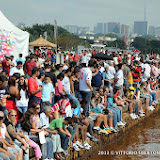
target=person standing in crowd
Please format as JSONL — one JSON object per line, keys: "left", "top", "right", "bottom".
{"left": 41, "top": 75, "right": 54, "bottom": 106}
{"left": 10, "top": 56, "right": 16, "bottom": 69}
{"left": 24, "top": 56, "right": 36, "bottom": 79}
{"left": 16, "top": 54, "right": 25, "bottom": 65}
{"left": 28, "top": 67, "right": 43, "bottom": 111}
{"left": 6, "top": 76, "right": 20, "bottom": 122}
{"left": 2, "top": 55, "right": 15, "bottom": 76}
{"left": 16, "top": 76, "right": 29, "bottom": 114}
{"left": 123, "top": 61, "right": 131, "bottom": 95}
{"left": 79, "top": 60, "right": 95, "bottom": 116}
{"left": 9, "top": 61, "right": 24, "bottom": 77}
{"left": 0, "top": 75, "right": 9, "bottom": 116}
{"left": 61, "top": 69, "right": 81, "bottom": 108}
{"left": 132, "top": 60, "right": 141, "bottom": 84}
{"left": 114, "top": 63, "right": 124, "bottom": 97}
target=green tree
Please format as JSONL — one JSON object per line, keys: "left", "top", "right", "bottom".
{"left": 25, "top": 24, "right": 90, "bottom": 50}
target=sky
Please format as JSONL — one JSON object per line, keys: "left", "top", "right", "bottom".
{"left": 0, "top": 0, "right": 159, "bottom": 29}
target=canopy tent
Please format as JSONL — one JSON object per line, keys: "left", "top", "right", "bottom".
{"left": 29, "top": 36, "right": 56, "bottom": 48}
{"left": 0, "top": 10, "right": 29, "bottom": 61}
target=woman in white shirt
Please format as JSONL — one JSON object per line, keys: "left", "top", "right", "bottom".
{"left": 16, "top": 76, "right": 29, "bottom": 114}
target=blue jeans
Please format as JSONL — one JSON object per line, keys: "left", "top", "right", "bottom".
{"left": 67, "top": 94, "right": 81, "bottom": 108}
{"left": 26, "top": 73, "right": 31, "bottom": 79}
{"left": 75, "top": 91, "right": 82, "bottom": 99}
{"left": 107, "top": 106, "right": 121, "bottom": 127}
{"left": 150, "top": 92, "right": 156, "bottom": 101}
{"left": 17, "top": 106, "right": 28, "bottom": 114}
{"left": 41, "top": 137, "right": 54, "bottom": 159}
{"left": 80, "top": 91, "right": 92, "bottom": 117}
{"left": 14, "top": 138, "right": 29, "bottom": 160}
{"left": 58, "top": 131, "right": 69, "bottom": 151}
{"left": 67, "top": 124, "right": 78, "bottom": 142}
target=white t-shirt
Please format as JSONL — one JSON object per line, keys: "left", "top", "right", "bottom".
{"left": 79, "top": 67, "right": 92, "bottom": 91}
{"left": 16, "top": 89, "right": 29, "bottom": 107}
{"left": 81, "top": 55, "right": 87, "bottom": 64}
{"left": 61, "top": 76, "right": 70, "bottom": 95}
{"left": 40, "top": 112, "right": 49, "bottom": 128}
{"left": 10, "top": 60, "right": 16, "bottom": 69}
{"left": 65, "top": 104, "right": 73, "bottom": 117}
{"left": 108, "top": 66, "right": 116, "bottom": 80}
{"left": 115, "top": 70, "right": 124, "bottom": 86}
{"left": 9, "top": 67, "right": 24, "bottom": 76}
{"left": 144, "top": 64, "right": 151, "bottom": 77}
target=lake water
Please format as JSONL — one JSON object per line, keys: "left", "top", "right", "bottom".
{"left": 89, "top": 112, "right": 160, "bottom": 160}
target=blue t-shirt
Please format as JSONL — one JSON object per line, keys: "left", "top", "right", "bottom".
{"left": 51, "top": 55, "right": 56, "bottom": 63}
{"left": 73, "top": 107, "right": 81, "bottom": 116}
{"left": 92, "top": 71, "right": 103, "bottom": 87}
{"left": 41, "top": 82, "right": 54, "bottom": 102}
{"left": 16, "top": 58, "right": 25, "bottom": 64}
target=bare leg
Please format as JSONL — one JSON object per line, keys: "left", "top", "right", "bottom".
{"left": 94, "top": 114, "right": 103, "bottom": 127}
{"left": 103, "top": 115, "right": 109, "bottom": 128}
{"left": 146, "top": 99, "right": 150, "bottom": 110}
{"left": 108, "top": 117, "right": 113, "bottom": 127}
{"left": 17, "top": 150, "right": 23, "bottom": 160}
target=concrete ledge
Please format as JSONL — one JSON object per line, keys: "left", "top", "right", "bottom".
{"left": 67, "top": 105, "right": 160, "bottom": 160}
{"left": 29, "top": 103, "right": 160, "bottom": 160}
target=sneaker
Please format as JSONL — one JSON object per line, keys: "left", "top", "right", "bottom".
{"left": 83, "top": 141, "right": 91, "bottom": 150}
{"left": 104, "top": 128, "right": 112, "bottom": 133}
{"left": 93, "top": 126, "right": 100, "bottom": 131}
{"left": 121, "top": 120, "right": 127, "bottom": 125}
{"left": 73, "top": 143, "right": 80, "bottom": 151}
{"left": 114, "top": 125, "right": 119, "bottom": 131}
{"left": 86, "top": 132, "right": 92, "bottom": 138}
{"left": 110, "top": 127, "right": 118, "bottom": 133}
{"left": 75, "top": 141, "right": 84, "bottom": 148}
{"left": 99, "top": 129, "right": 109, "bottom": 135}
{"left": 135, "top": 115, "right": 139, "bottom": 119}
{"left": 149, "top": 106, "right": 155, "bottom": 111}
{"left": 139, "top": 110, "right": 145, "bottom": 114}
{"left": 139, "top": 113, "right": 145, "bottom": 117}
{"left": 91, "top": 136, "right": 99, "bottom": 142}
{"left": 154, "top": 100, "right": 159, "bottom": 104}
{"left": 130, "top": 113, "right": 136, "bottom": 120}
{"left": 63, "top": 150, "right": 70, "bottom": 156}
{"left": 117, "top": 121, "right": 125, "bottom": 126}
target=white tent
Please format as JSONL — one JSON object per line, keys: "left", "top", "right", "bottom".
{"left": 0, "top": 10, "right": 29, "bottom": 60}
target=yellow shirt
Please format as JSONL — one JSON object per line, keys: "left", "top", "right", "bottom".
{"left": 128, "top": 72, "right": 133, "bottom": 85}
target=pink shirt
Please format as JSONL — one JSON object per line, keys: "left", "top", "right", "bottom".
{"left": 55, "top": 79, "right": 63, "bottom": 96}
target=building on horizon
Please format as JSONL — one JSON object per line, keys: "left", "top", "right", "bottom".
{"left": 134, "top": 21, "right": 148, "bottom": 35}
{"left": 64, "top": 25, "right": 78, "bottom": 34}
{"left": 94, "top": 23, "right": 104, "bottom": 34}
{"left": 121, "top": 24, "right": 130, "bottom": 37}
{"left": 108, "top": 22, "right": 121, "bottom": 34}
{"left": 148, "top": 26, "right": 155, "bottom": 36}
{"left": 155, "top": 27, "right": 160, "bottom": 37}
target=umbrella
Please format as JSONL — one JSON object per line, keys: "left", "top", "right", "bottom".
{"left": 92, "top": 53, "right": 113, "bottom": 60}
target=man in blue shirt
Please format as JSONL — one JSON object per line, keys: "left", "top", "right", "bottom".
{"left": 92, "top": 67, "right": 104, "bottom": 91}
{"left": 16, "top": 54, "right": 25, "bottom": 65}
{"left": 41, "top": 75, "right": 54, "bottom": 105}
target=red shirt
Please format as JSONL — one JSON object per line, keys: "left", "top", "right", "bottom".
{"left": 113, "top": 93, "right": 119, "bottom": 98}
{"left": 74, "top": 55, "right": 79, "bottom": 62}
{"left": 2, "top": 60, "right": 10, "bottom": 75}
{"left": 25, "top": 61, "right": 36, "bottom": 75}
{"left": 28, "top": 77, "right": 42, "bottom": 99}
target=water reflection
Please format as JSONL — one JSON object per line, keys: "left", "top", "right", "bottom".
{"left": 89, "top": 112, "right": 160, "bottom": 160}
